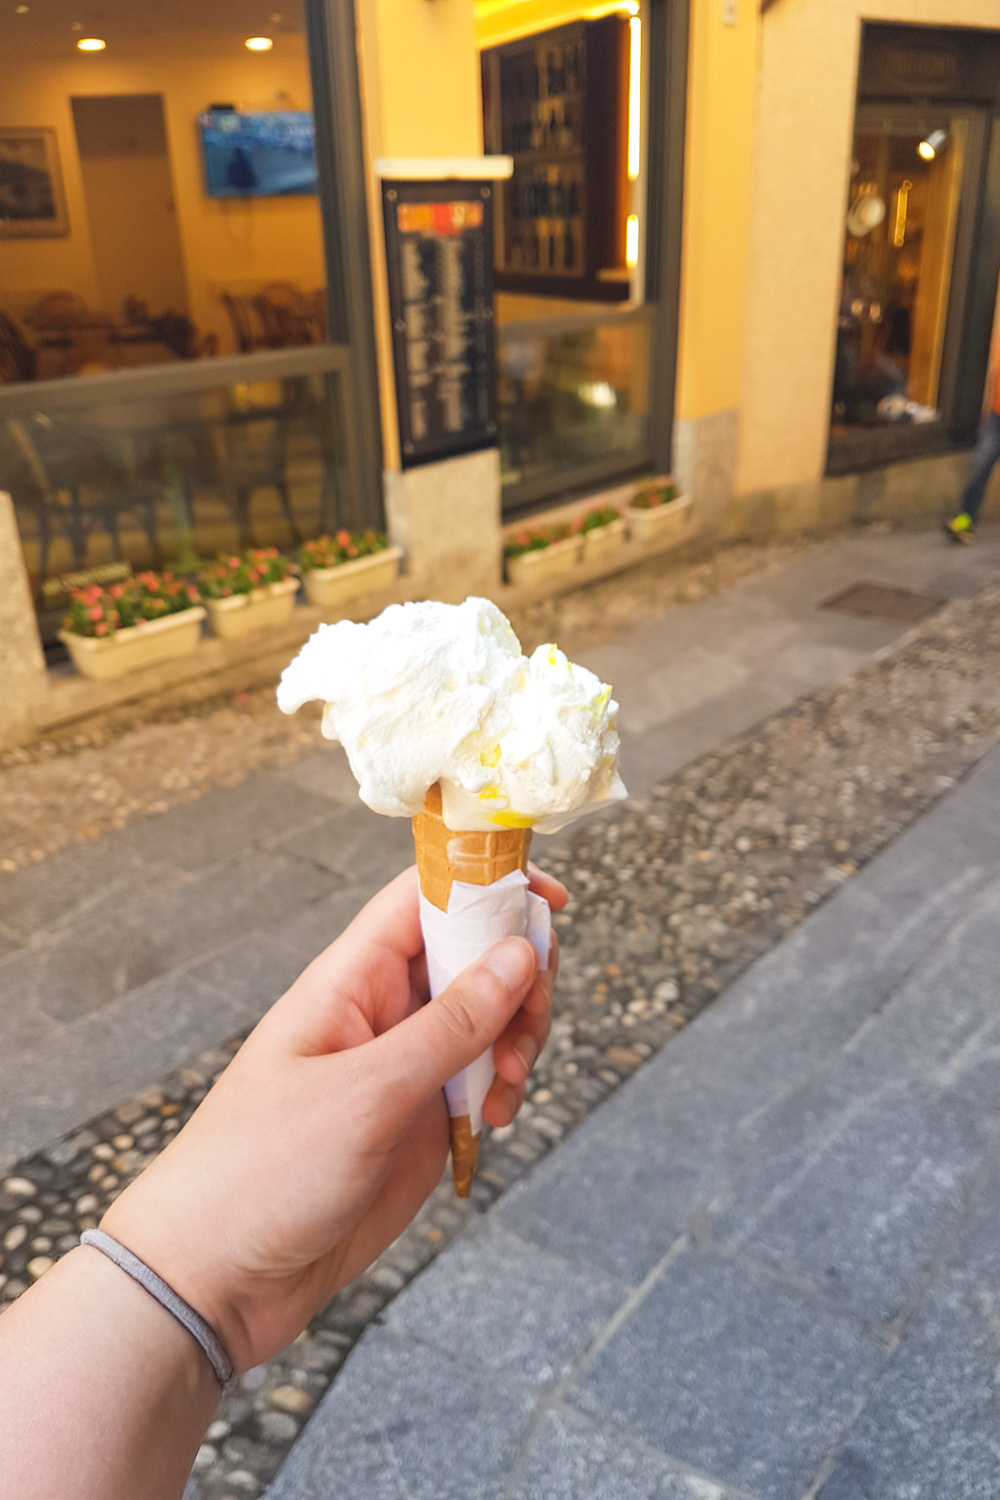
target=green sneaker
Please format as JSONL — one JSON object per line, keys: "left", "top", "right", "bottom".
{"left": 945, "top": 513, "right": 975, "bottom": 544}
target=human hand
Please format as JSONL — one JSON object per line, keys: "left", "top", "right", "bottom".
{"left": 101, "top": 863, "right": 565, "bottom": 1373}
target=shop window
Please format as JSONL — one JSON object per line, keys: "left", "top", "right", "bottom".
{"left": 479, "top": 3, "right": 656, "bottom": 511}
{"left": 0, "top": 0, "right": 361, "bottom": 642}
{"left": 829, "top": 23, "right": 1000, "bottom": 475}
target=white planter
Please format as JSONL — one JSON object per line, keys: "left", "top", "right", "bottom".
{"left": 626, "top": 493, "right": 692, "bottom": 547}
{"left": 582, "top": 515, "right": 627, "bottom": 563}
{"left": 204, "top": 576, "right": 300, "bottom": 640}
{"left": 505, "top": 534, "right": 584, "bottom": 587}
{"left": 303, "top": 545, "right": 403, "bottom": 610}
{"left": 59, "top": 606, "right": 206, "bottom": 681}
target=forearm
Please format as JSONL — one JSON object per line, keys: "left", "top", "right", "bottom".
{"left": 0, "top": 1246, "right": 219, "bottom": 1500}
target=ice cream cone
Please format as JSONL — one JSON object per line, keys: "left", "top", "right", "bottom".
{"left": 412, "top": 782, "right": 532, "bottom": 913}
{"left": 412, "top": 782, "right": 532, "bottom": 1196}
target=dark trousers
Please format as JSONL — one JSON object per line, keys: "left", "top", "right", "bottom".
{"left": 958, "top": 409, "right": 1000, "bottom": 522}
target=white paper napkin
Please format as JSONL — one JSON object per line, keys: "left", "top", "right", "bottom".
{"left": 419, "top": 870, "right": 552, "bottom": 1134}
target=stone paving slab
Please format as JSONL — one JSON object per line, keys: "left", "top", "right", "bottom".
{"left": 714, "top": 1077, "right": 997, "bottom": 1324}
{"left": 382, "top": 1220, "right": 626, "bottom": 1387}
{"left": 510, "top": 1409, "right": 752, "bottom": 1500}
{"left": 277, "top": 804, "right": 415, "bottom": 885}
{"left": 109, "top": 773, "right": 337, "bottom": 874}
{"left": 266, "top": 1328, "right": 538, "bottom": 1500}
{"left": 569, "top": 1247, "right": 885, "bottom": 1500}
{"left": 0, "top": 973, "right": 251, "bottom": 1167}
{"left": 816, "top": 1159, "right": 1000, "bottom": 1500}
{"left": 3, "top": 849, "right": 339, "bottom": 1025}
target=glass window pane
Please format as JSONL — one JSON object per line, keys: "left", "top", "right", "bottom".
{"left": 498, "top": 310, "right": 651, "bottom": 491}
{"left": 2, "top": 352, "right": 354, "bottom": 640}
{"left": 0, "top": 0, "right": 328, "bottom": 379}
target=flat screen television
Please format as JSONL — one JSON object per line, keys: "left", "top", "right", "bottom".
{"left": 198, "top": 110, "right": 317, "bottom": 198}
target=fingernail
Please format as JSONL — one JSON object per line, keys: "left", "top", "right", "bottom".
{"left": 514, "top": 1034, "right": 538, "bottom": 1073}
{"left": 485, "top": 938, "right": 534, "bottom": 994}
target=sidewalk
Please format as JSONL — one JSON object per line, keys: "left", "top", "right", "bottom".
{"left": 268, "top": 742, "right": 1000, "bottom": 1500}
{"left": 2, "top": 524, "right": 999, "bottom": 1170}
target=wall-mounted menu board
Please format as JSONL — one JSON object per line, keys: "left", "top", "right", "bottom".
{"left": 381, "top": 179, "right": 498, "bottom": 469}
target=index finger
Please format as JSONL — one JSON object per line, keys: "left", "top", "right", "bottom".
{"left": 528, "top": 862, "right": 568, "bottom": 911}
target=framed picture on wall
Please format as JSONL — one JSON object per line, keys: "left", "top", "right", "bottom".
{"left": 0, "top": 127, "right": 69, "bottom": 238}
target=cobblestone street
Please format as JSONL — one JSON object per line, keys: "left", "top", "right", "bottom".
{"left": 1, "top": 524, "right": 1000, "bottom": 1498}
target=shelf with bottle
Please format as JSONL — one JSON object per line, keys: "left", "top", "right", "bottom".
{"left": 502, "top": 100, "right": 582, "bottom": 156}
{"left": 506, "top": 218, "right": 583, "bottom": 276}
{"left": 483, "top": 13, "right": 629, "bottom": 302}
{"left": 511, "top": 172, "right": 582, "bottom": 221}
{"left": 499, "top": 39, "right": 584, "bottom": 107}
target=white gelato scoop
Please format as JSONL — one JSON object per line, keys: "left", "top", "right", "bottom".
{"left": 276, "top": 596, "right": 626, "bottom": 832}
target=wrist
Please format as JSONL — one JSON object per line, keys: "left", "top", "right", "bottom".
{"left": 100, "top": 1190, "right": 251, "bottom": 1375}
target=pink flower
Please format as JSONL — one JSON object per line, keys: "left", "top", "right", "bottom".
{"left": 95, "top": 622, "right": 107, "bottom": 636}
{"left": 89, "top": 605, "right": 103, "bottom": 622}
{"left": 336, "top": 529, "right": 351, "bottom": 547}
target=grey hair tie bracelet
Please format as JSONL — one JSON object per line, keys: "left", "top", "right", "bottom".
{"left": 80, "top": 1227, "right": 234, "bottom": 1389}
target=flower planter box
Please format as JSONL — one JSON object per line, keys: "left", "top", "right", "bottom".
{"left": 204, "top": 576, "right": 299, "bottom": 641}
{"left": 505, "top": 534, "right": 584, "bottom": 588}
{"left": 59, "top": 606, "right": 206, "bottom": 681}
{"left": 302, "top": 545, "right": 404, "bottom": 610}
{"left": 582, "top": 515, "right": 627, "bottom": 564}
{"left": 626, "top": 492, "right": 692, "bottom": 548}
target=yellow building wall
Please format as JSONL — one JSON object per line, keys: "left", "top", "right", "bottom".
{"left": 738, "top": 0, "right": 1000, "bottom": 495}
{"left": 0, "top": 42, "right": 325, "bottom": 355}
{"left": 674, "top": 0, "right": 759, "bottom": 424}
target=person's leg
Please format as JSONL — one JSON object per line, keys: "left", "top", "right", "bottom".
{"left": 956, "top": 411, "right": 1000, "bottom": 523}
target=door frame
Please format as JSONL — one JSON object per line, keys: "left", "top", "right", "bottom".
{"left": 305, "top": 0, "right": 384, "bottom": 526}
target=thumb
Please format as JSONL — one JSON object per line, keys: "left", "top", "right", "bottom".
{"left": 372, "top": 937, "right": 538, "bottom": 1115}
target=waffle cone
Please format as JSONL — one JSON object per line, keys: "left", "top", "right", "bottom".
{"left": 411, "top": 782, "right": 532, "bottom": 913}
{"left": 413, "top": 783, "right": 533, "bottom": 1197}
{"left": 449, "top": 1115, "right": 480, "bottom": 1199}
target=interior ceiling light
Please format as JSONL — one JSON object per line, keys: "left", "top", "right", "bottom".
{"left": 76, "top": 36, "right": 106, "bottom": 50}
{"left": 918, "top": 129, "right": 947, "bottom": 161}
{"left": 15, "top": 5, "right": 30, "bottom": 14}
{"left": 244, "top": 35, "right": 273, "bottom": 51}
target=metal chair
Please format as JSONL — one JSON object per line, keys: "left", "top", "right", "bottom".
{"left": 190, "top": 408, "right": 301, "bottom": 547}
{"left": 0, "top": 311, "right": 37, "bottom": 383}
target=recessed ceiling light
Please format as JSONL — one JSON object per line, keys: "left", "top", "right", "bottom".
{"left": 15, "top": 5, "right": 30, "bottom": 14}
{"left": 244, "top": 35, "right": 273, "bottom": 51}
{"left": 77, "top": 36, "right": 106, "bottom": 50}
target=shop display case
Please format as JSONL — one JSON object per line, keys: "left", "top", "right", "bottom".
{"left": 481, "top": 15, "right": 630, "bottom": 302}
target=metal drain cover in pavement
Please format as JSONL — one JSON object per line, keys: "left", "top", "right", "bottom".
{"left": 820, "top": 580, "right": 947, "bottom": 624}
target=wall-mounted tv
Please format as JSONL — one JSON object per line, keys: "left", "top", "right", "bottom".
{"left": 198, "top": 110, "right": 317, "bottom": 198}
